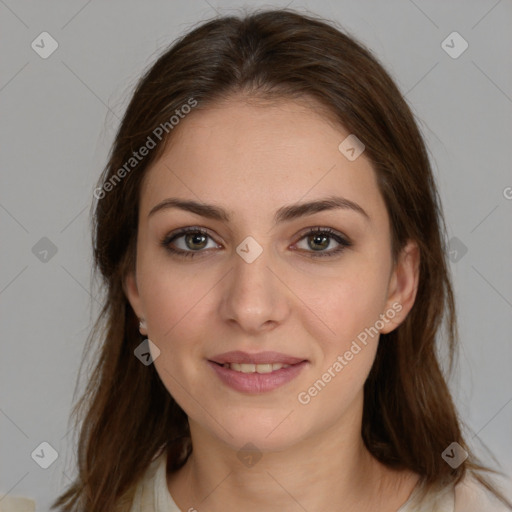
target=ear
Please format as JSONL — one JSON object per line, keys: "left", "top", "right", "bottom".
{"left": 380, "top": 239, "right": 420, "bottom": 334}
{"left": 123, "top": 270, "right": 144, "bottom": 321}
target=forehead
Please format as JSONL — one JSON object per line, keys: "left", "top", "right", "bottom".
{"left": 139, "top": 96, "right": 386, "bottom": 223}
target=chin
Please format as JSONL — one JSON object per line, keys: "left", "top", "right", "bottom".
{"left": 206, "top": 412, "right": 305, "bottom": 453}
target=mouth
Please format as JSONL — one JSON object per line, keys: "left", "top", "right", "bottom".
{"left": 207, "top": 351, "right": 308, "bottom": 393}
{"left": 211, "top": 361, "right": 295, "bottom": 373}
{"left": 208, "top": 350, "right": 307, "bottom": 366}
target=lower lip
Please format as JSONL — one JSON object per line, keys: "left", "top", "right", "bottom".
{"left": 207, "top": 360, "right": 308, "bottom": 393}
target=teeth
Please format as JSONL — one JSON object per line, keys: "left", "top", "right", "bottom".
{"left": 222, "top": 362, "right": 291, "bottom": 373}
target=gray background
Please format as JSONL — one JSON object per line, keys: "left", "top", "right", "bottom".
{"left": 1, "top": 0, "right": 511, "bottom": 510}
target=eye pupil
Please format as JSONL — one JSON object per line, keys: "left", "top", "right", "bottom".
{"left": 186, "top": 233, "right": 207, "bottom": 249}
{"left": 163, "top": 227, "right": 347, "bottom": 259}
{"left": 309, "top": 234, "right": 329, "bottom": 251}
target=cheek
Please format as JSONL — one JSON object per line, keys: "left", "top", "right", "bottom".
{"left": 295, "top": 274, "right": 384, "bottom": 414}
{"left": 137, "top": 261, "right": 213, "bottom": 382}
{"left": 142, "top": 278, "right": 208, "bottom": 412}
{"left": 301, "top": 261, "right": 390, "bottom": 348}
{"left": 138, "top": 251, "right": 212, "bottom": 337}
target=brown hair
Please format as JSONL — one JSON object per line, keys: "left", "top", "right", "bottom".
{"left": 52, "top": 8, "right": 511, "bottom": 511}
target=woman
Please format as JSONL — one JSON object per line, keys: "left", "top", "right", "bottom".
{"left": 52, "top": 8, "right": 512, "bottom": 512}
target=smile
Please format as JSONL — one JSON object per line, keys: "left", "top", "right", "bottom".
{"left": 208, "top": 360, "right": 308, "bottom": 393}
{"left": 221, "top": 362, "right": 291, "bottom": 373}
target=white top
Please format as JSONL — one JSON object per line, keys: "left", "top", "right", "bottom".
{"left": 128, "top": 451, "right": 510, "bottom": 512}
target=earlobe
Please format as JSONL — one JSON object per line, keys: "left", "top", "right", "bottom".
{"left": 380, "top": 240, "right": 420, "bottom": 334}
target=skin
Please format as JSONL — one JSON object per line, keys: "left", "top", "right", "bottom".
{"left": 124, "top": 95, "right": 421, "bottom": 512}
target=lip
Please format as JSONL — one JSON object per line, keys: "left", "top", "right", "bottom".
{"left": 209, "top": 350, "right": 306, "bottom": 365}
{"left": 207, "top": 358, "right": 308, "bottom": 394}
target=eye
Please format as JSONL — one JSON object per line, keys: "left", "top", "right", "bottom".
{"left": 293, "top": 227, "right": 352, "bottom": 258}
{"left": 161, "top": 226, "right": 352, "bottom": 259}
{"left": 161, "top": 227, "right": 220, "bottom": 258}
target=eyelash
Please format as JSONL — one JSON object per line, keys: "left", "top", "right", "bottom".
{"left": 160, "top": 226, "right": 352, "bottom": 259}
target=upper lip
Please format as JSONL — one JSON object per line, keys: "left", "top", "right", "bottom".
{"left": 209, "top": 351, "right": 306, "bottom": 365}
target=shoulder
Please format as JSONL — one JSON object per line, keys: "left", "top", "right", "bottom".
{"left": 453, "top": 474, "right": 511, "bottom": 512}
{"left": 127, "top": 454, "right": 162, "bottom": 512}
{"left": 399, "top": 473, "right": 511, "bottom": 512}
{"left": 128, "top": 449, "right": 180, "bottom": 512}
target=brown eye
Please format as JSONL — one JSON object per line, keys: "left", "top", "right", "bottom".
{"left": 183, "top": 232, "right": 208, "bottom": 250}
{"left": 307, "top": 233, "right": 330, "bottom": 251}
{"left": 294, "top": 228, "right": 352, "bottom": 258}
{"left": 161, "top": 227, "right": 219, "bottom": 258}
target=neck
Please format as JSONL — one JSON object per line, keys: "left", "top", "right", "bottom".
{"left": 167, "top": 397, "right": 419, "bottom": 511}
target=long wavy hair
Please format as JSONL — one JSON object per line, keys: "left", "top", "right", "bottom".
{"left": 52, "top": 8, "right": 511, "bottom": 511}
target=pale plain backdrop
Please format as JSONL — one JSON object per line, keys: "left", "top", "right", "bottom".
{"left": 1, "top": 1, "right": 511, "bottom": 510}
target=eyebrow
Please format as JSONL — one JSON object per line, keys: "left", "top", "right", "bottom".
{"left": 148, "top": 195, "right": 370, "bottom": 224}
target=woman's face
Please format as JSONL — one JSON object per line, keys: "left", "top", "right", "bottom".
{"left": 125, "top": 96, "right": 418, "bottom": 452}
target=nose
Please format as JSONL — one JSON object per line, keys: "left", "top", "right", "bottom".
{"left": 219, "top": 240, "right": 291, "bottom": 334}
